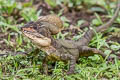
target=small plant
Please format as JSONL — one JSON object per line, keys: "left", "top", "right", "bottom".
{"left": 89, "top": 32, "right": 109, "bottom": 49}
{"left": 21, "top": 8, "right": 38, "bottom": 22}
{"left": 60, "top": 16, "right": 70, "bottom": 28}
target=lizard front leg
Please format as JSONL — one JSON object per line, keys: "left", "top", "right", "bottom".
{"left": 61, "top": 54, "right": 76, "bottom": 75}
{"left": 42, "top": 56, "right": 48, "bottom": 75}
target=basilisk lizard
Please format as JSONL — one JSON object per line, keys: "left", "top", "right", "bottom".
{"left": 21, "top": 2, "right": 120, "bottom": 74}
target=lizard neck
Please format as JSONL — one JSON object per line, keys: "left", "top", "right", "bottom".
{"left": 50, "top": 36, "right": 60, "bottom": 49}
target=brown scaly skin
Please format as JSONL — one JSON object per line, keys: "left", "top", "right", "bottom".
{"left": 21, "top": 3, "right": 120, "bottom": 75}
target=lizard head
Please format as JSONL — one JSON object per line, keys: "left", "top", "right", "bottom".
{"left": 21, "top": 21, "right": 51, "bottom": 47}
{"left": 20, "top": 15, "right": 63, "bottom": 47}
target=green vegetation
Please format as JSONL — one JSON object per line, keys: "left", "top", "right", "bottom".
{"left": 0, "top": 0, "right": 120, "bottom": 79}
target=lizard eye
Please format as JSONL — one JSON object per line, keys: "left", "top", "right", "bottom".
{"left": 33, "top": 26, "right": 37, "bottom": 30}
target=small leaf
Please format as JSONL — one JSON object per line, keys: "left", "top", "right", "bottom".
{"left": 110, "top": 45, "right": 120, "bottom": 51}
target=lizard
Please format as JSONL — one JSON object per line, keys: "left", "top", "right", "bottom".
{"left": 21, "top": 2, "right": 120, "bottom": 75}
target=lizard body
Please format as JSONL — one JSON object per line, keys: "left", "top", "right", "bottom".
{"left": 21, "top": 2, "right": 120, "bottom": 74}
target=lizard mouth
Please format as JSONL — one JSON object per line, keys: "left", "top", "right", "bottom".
{"left": 22, "top": 28, "right": 51, "bottom": 47}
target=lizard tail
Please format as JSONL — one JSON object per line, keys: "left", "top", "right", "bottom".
{"left": 77, "top": 2, "right": 120, "bottom": 46}
{"left": 96, "top": 2, "right": 120, "bottom": 32}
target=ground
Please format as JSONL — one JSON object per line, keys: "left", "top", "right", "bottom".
{"left": 0, "top": 0, "right": 120, "bottom": 79}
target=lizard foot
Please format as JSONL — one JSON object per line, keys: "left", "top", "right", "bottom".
{"left": 106, "top": 56, "right": 120, "bottom": 64}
